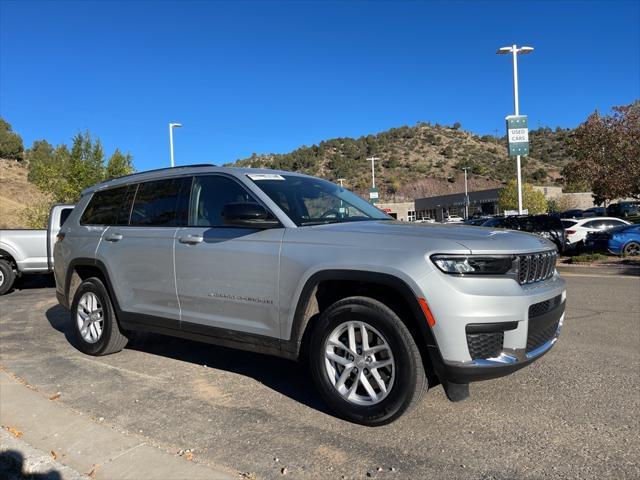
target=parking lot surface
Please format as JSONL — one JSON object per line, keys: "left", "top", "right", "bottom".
{"left": 1, "top": 274, "right": 639, "bottom": 479}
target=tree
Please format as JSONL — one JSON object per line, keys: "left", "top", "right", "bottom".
{"left": 499, "top": 180, "right": 548, "bottom": 214}
{"left": 0, "top": 118, "right": 24, "bottom": 160}
{"left": 105, "top": 149, "right": 135, "bottom": 179}
{"left": 26, "top": 140, "right": 54, "bottom": 184}
{"left": 452, "top": 122, "right": 462, "bottom": 130}
{"left": 562, "top": 102, "right": 640, "bottom": 203}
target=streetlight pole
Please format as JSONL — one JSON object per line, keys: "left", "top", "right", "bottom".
{"left": 169, "top": 122, "right": 182, "bottom": 167}
{"left": 462, "top": 167, "right": 469, "bottom": 219}
{"left": 366, "top": 156, "right": 379, "bottom": 188}
{"left": 337, "top": 178, "right": 346, "bottom": 187}
{"left": 497, "top": 44, "right": 533, "bottom": 215}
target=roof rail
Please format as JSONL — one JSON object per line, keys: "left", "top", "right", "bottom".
{"left": 98, "top": 163, "right": 215, "bottom": 185}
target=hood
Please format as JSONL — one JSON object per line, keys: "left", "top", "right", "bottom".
{"left": 307, "top": 221, "right": 557, "bottom": 254}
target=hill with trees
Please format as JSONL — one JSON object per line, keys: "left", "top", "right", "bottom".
{"left": 228, "top": 121, "right": 576, "bottom": 200}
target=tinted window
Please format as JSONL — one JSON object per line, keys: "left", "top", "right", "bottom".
{"left": 561, "top": 220, "right": 577, "bottom": 228}
{"left": 130, "top": 178, "right": 190, "bottom": 226}
{"left": 59, "top": 208, "right": 73, "bottom": 227}
{"left": 190, "top": 176, "right": 258, "bottom": 227}
{"left": 80, "top": 186, "right": 130, "bottom": 225}
{"left": 582, "top": 220, "right": 601, "bottom": 229}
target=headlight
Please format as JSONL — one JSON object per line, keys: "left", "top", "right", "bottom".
{"left": 431, "top": 254, "right": 517, "bottom": 275}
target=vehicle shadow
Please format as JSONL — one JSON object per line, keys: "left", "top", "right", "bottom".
{"left": 3, "top": 274, "right": 56, "bottom": 296}
{"left": 45, "top": 305, "right": 331, "bottom": 416}
{"left": 0, "top": 449, "right": 62, "bottom": 479}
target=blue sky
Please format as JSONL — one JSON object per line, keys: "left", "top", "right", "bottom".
{"left": 1, "top": 0, "right": 638, "bottom": 171}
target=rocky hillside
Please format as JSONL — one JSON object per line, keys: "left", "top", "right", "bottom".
{"left": 0, "top": 158, "right": 49, "bottom": 228}
{"left": 228, "top": 122, "right": 575, "bottom": 200}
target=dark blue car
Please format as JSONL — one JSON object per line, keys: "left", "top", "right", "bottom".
{"left": 586, "top": 224, "right": 640, "bottom": 256}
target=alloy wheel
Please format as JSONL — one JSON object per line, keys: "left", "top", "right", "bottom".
{"left": 77, "top": 292, "right": 104, "bottom": 343}
{"left": 323, "top": 321, "right": 395, "bottom": 406}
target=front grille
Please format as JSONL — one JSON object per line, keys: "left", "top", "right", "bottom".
{"left": 466, "top": 332, "right": 503, "bottom": 360}
{"left": 529, "top": 295, "right": 562, "bottom": 318}
{"left": 517, "top": 251, "right": 557, "bottom": 285}
{"left": 527, "top": 321, "right": 559, "bottom": 352}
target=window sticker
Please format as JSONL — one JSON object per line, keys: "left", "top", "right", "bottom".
{"left": 247, "top": 173, "right": 285, "bottom": 181}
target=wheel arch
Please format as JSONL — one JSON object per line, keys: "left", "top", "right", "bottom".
{"left": 65, "top": 258, "right": 122, "bottom": 313}
{"left": 288, "top": 269, "right": 443, "bottom": 384}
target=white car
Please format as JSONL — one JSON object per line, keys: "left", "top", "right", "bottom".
{"left": 561, "top": 217, "right": 630, "bottom": 246}
{"left": 444, "top": 215, "right": 464, "bottom": 223}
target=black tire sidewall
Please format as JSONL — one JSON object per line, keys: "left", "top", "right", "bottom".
{"left": 0, "top": 260, "right": 15, "bottom": 295}
{"left": 311, "top": 299, "right": 421, "bottom": 425}
{"left": 71, "top": 278, "right": 117, "bottom": 355}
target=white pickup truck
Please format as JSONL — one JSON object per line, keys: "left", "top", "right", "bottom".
{"left": 0, "top": 204, "right": 74, "bottom": 295}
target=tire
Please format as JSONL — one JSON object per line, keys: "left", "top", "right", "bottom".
{"left": 623, "top": 241, "right": 640, "bottom": 256}
{"left": 71, "top": 277, "right": 128, "bottom": 356}
{"left": 0, "top": 259, "right": 16, "bottom": 296}
{"left": 309, "top": 296, "right": 427, "bottom": 426}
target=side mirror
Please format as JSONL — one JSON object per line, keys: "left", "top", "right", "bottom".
{"left": 222, "top": 203, "right": 280, "bottom": 229}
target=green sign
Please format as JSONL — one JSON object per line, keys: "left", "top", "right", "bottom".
{"left": 369, "top": 187, "right": 379, "bottom": 205}
{"left": 506, "top": 115, "right": 529, "bottom": 156}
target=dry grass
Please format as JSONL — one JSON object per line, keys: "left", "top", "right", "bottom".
{"left": 0, "top": 159, "right": 49, "bottom": 228}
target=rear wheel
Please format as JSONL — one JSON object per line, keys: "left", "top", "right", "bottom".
{"left": 0, "top": 260, "right": 15, "bottom": 296}
{"left": 309, "top": 296, "right": 426, "bottom": 426}
{"left": 71, "top": 277, "right": 128, "bottom": 355}
{"left": 623, "top": 241, "right": 640, "bottom": 256}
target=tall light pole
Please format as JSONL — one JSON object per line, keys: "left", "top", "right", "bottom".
{"left": 366, "top": 156, "right": 379, "bottom": 188}
{"left": 169, "top": 122, "right": 182, "bottom": 167}
{"left": 497, "top": 44, "right": 533, "bottom": 215}
{"left": 462, "top": 167, "right": 469, "bottom": 219}
{"left": 337, "top": 178, "right": 346, "bottom": 187}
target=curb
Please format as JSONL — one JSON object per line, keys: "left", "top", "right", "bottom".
{"left": 557, "top": 263, "right": 640, "bottom": 276}
{"left": 0, "top": 370, "right": 234, "bottom": 480}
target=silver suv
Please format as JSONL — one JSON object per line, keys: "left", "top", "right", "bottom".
{"left": 54, "top": 165, "right": 566, "bottom": 425}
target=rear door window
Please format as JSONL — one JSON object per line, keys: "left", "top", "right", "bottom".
{"left": 80, "top": 186, "right": 130, "bottom": 225}
{"left": 130, "top": 177, "right": 191, "bottom": 226}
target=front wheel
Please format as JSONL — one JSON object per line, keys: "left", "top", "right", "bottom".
{"left": 71, "top": 277, "right": 128, "bottom": 356}
{"left": 309, "top": 296, "right": 426, "bottom": 426}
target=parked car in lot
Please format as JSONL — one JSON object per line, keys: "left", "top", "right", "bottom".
{"left": 463, "top": 217, "right": 490, "bottom": 226}
{"left": 585, "top": 224, "right": 640, "bottom": 256}
{"left": 481, "top": 215, "right": 569, "bottom": 253}
{"left": 54, "top": 165, "right": 566, "bottom": 425}
{"left": 581, "top": 207, "right": 606, "bottom": 217}
{"left": 0, "top": 204, "right": 74, "bottom": 295}
{"left": 561, "top": 217, "right": 630, "bottom": 249}
{"left": 559, "top": 209, "right": 584, "bottom": 219}
{"left": 607, "top": 201, "right": 640, "bottom": 218}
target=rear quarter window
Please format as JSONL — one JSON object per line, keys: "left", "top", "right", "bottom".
{"left": 80, "top": 186, "right": 131, "bottom": 225}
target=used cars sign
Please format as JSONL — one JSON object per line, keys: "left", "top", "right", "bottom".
{"left": 506, "top": 115, "right": 529, "bottom": 156}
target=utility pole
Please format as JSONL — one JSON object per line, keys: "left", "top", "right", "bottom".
{"left": 462, "top": 167, "right": 469, "bottom": 219}
{"left": 169, "top": 122, "right": 182, "bottom": 167}
{"left": 497, "top": 44, "right": 533, "bottom": 215}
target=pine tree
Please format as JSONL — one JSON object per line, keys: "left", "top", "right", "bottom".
{"left": 105, "top": 149, "right": 135, "bottom": 179}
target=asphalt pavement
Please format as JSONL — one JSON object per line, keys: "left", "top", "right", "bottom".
{"left": 1, "top": 273, "right": 638, "bottom": 479}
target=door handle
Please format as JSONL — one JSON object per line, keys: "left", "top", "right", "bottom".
{"left": 178, "top": 234, "right": 203, "bottom": 245}
{"left": 104, "top": 233, "right": 123, "bottom": 242}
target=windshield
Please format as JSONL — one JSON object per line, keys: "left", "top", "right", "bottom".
{"left": 248, "top": 174, "right": 391, "bottom": 226}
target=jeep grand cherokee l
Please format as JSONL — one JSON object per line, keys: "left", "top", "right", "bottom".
{"left": 54, "top": 165, "right": 566, "bottom": 425}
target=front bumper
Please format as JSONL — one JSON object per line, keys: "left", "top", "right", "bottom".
{"left": 435, "top": 297, "right": 565, "bottom": 383}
